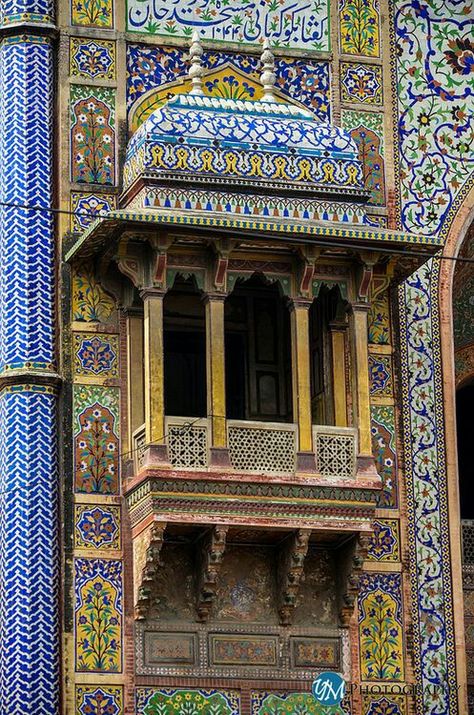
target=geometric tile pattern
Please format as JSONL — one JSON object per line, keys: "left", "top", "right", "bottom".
{"left": 399, "top": 261, "right": 458, "bottom": 713}
{"left": 0, "top": 0, "right": 54, "bottom": 24}
{"left": 394, "top": 0, "right": 474, "bottom": 236}
{"left": 75, "top": 558, "right": 122, "bottom": 672}
{"left": 0, "top": 31, "right": 59, "bottom": 714}
{"left": 126, "top": 0, "right": 330, "bottom": 51}
{"left": 0, "top": 387, "right": 59, "bottom": 712}
{"left": 70, "top": 38, "right": 115, "bottom": 79}
{"left": 126, "top": 45, "right": 331, "bottom": 127}
{"left": 0, "top": 37, "right": 55, "bottom": 373}
{"left": 341, "top": 62, "right": 383, "bottom": 105}
{"left": 76, "top": 685, "right": 123, "bottom": 715}
{"left": 74, "top": 504, "right": 120, "bottom": 549}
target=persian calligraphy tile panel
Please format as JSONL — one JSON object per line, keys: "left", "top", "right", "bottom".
{"left": 341, "top": 61, "right": 383, "bottom": 104}
{"left": 342, "top": 109, "right": 385, "bottom": 204}
{"left": 368, "top": 275, "right": 391, "bottom": 345}
{"left": 358, "top": 572, "right": 404, "bottom": 681}
{"left": 71, "top": 0, "right": 113, "bottom": 27}
{"left": 75, "top": 558, "right": 122, "bottom": 672}
{"left": 70, "top": 191, "right": 117, "bottom": 233}
{"left": 394, "top": 0, "right": 474, "bottom": 236}
{"left": 398, "top": 261, "right": 457, "bottom": 714}
{"left": 72, "top": 260, "right": 115, "bottom": 323}
{"left": 126, "top": 0, "right": 330, "bottom": 51}
{"left": 73, "top": 332, "right": 118, "bottom": 377}
{"left": 126, "top": 45, "right": 331, "bottom": 126}
{"left": 76, "top": 685, "right": 123, "bottom": 715}
{"left": 136, "top": 688, "right": 240, "bottom": 714}
{"left": 251, "top": 692, "right": 350, "bottom": 714}
{"left": 362, "top": 694, "right": 406, "bottom": 715}
{"left": 70, "top": 85, "right": 115, "bottom": 185}
{"left": 73, "top": 384, "right": 120, "bottom": 494}
{"left": 74, "top": 504, "right": 121, "bottom": 550}
{"left": 367, "top": 518, "right": 400, "bottom": 561}
{"left": 371, "top": 405, "right": 397, "bottom": 508}
{"left": 70, "top": 38, "right": 116, "bottom": 79}
{"left": 339, "top": 0, "right": 380, "bottom": 56}
{"left": 369, "top": 354, "right": 393, "bottom": 396}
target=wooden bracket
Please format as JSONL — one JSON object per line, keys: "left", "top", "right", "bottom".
{"left": 134, "top": 522, "right": 166, "bottom": 621}
{"left": 338, "top": 532, "right": 369, "bottom": 626}
{"left": 277, "top": 529, "right": 311, "bottom": 626}
{"left": 196, "top": 525, "right": 228, "bottom": 622}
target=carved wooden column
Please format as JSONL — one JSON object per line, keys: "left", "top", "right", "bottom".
{"left": 329, "top": 321, "right": 348, "bottom": 427}
{"left": 203, "top": 293, "right": 230, "bottom": 467}
{"left": 351, "top": 256, "right": 378, "bottom": 478}
{"left": 289, "top": 298, "right": 315, "bottom": 471}
{"left": 126, "top": 308, "right": 144, "bottom": 452}
{"left": 141, "top": 288, "right": 167, "bottom": 459}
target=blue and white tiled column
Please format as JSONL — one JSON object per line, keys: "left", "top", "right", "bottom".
{"left": 0, "top": 14, "right": 59, "bottom": 714}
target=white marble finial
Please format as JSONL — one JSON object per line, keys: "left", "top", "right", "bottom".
{"left": 188, "top": 30, "right": 204, "bottom": 95}
{"left": 260, "top": 38, "right": 276, "bottom": 102}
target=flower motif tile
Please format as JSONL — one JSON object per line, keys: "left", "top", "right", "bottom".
{"left": 339, "top": 0, "right": 380, "bottom": 57}
{"left": 136, "top": 688, "right": 240, "bottom": 714}
{"left": 341, "top": 62, "right": 383, "bottom": 104}
{"left": 70, "top": 191, "right": 117, "bottom": 233}
{"left": 362, "top": 694, "right": 406, "bottom": 715}
{"left": 367, "top": 519, "right": 400, "bottom": 561}
{"left": 369, "top": 354, "right": 393, "bottom": 396}
{"left": 76, "top": 685, "right": 123, "bottom": 715}
{"left": 70, "top": 85, "right": 115, "bottom": 185}
{"left": 70, "top": 38, "right": 116, "bottom": 79}
{"left": 74, "top": 333, "right": 118, "bottom": 377}
{"left": 75, "top": 504, "right": 120, "bottom": 549}
{"left": 75, "top": 558, "right": 122, "bottom": 672}
{"left": 71, "top": 0, "right": 113, "bottom": 27}
{"left": 72, "top": 260, "right": 116, "bottom": 323}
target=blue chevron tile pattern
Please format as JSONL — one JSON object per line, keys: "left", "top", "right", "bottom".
{"left": 0, "top": 0, "right": 54, "bottom": 26}
{"left": 0, "top": 34, "right": 59, "bottom": 714}
{"left": 0, "top": 37, "right": 55, "bottom": 374}
{"left": 0, "top": 387, "right": 59, "bottom": 713}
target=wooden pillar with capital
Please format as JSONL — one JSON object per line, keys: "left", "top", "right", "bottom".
{"left": 329, "top": 321, "right": 348, "bottom": 427}
{"left": 350, "top": 302, "right": 377, "bottom": 478}
{"left": 203, "top": 292, "right": 230, "bottom": 468}
{"left": 289, "top": 298, "right": 315, "bottom": 472}
{"left": 141, "top": 288, "right": 168, "bottom": 462}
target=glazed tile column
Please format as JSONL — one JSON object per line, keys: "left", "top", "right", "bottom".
{"left": 0, "top": 7, "right": 59, "bottom": 712}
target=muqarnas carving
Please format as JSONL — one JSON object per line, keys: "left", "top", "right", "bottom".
{"left": 73, "top": 385, "right": 120, "bottom": 494}
{"left": 75, "top": 558, "right": 122, "bottom": 672}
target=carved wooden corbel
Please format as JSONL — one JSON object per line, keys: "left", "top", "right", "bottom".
{"left": 134, "top": 522, "right": 166, "bottom": 620}
{"left": 277, "top": 529, "right": 311, "bottom": 626}
{"left": 196, "top": 525, "right": 228, "bottom": 622}
{"left": 297, "top": 246, "right": 321, "bottom": 298}
{"left": 211, "top": 238, "right": 235, "bottom": 292}
{"left": 338, "top": 532, "right": 369, "bottom": 626}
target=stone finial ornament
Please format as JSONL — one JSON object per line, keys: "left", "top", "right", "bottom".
{"left": 189, "top": 30, "right": 205, "bottom": 95}
{"left": 260, "top": 38, "right": 276, "bottom": 102}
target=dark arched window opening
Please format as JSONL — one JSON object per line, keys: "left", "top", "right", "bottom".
{"left": 164, "top": 274, "right": 206, "bottom": 418}
{"left": 224, "top": 273, "right": 292, "bottom": 422}
{"left": 457, "top": 381, "right": 474, "bottom": 519}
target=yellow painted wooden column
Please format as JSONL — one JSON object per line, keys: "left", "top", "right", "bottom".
{"left": 351, "top": 302, "right": 376, "bottom": 476}
{"left": 204, "top": 293, "right": 230, "bottom": 467}
{"left": 329, "top": 322, "right": 348, "bottom": 427}
{"left": 126, "top": 310, "right": 145, "bottom": 452}
{"left": 141, "top": 289, "right": 166, "bottom": 446}
{"left": 289, "top": 298, "right": 315, "bottom": 471}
